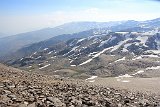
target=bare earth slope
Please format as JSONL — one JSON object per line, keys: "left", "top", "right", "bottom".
{"left": 89, "top": 77, "right": 160, "bottom": 94}
{"left": 0, "top": 63, "right": 160, "bottom": 107}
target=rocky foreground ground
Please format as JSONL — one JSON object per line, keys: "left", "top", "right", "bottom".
{"left": 0, "top": 64, "right": 160, "bottom": 107}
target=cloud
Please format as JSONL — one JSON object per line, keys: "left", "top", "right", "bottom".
{"left": 0, "top": 7, "right": 160, "bottom": 35}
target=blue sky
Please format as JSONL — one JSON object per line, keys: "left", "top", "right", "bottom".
{"left": 0, "top": 0, "right": 160, "bottom": 34}
{"left": 1, "top": 0, "right": 159, "bottom": 15}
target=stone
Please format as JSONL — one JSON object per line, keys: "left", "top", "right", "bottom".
{"left": 16, "top": 98, "right": 23, "bottom": 103}
{"left": 24, "top": 101, "right": 29, "bottom": 105}
{"left": 18, "top": 104, "right": 27, "bottom": 107}
{"left": 139, "top": 99, "right": 150, "bottom": 106}
{"left": 124, "top": 99, "right": 130, "bottom": 104}
{"left": 7, "top": 85, "right": 15, "bottom": 89}
{"left": 3, "top": 90, "right": 11, "bottom": 94}
{"left": 1, "top": 95, "right": 10, "bottom": 102}
{"left": 27, "top": 102, "right": 36, "bottom": 107}
{"left": 117, "top": 103, "right": 122, "bottom": 107}
{"left": 1, "top": 63, "right": 160, "bottom": 107}
{"left": 8, "top": 94, "right": 16, "bottom": 101}
{"left": 47, "top": 97, "right": 66, "bottom": 107}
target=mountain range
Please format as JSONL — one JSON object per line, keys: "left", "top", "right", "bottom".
{"left": 0, "top": 21, "right": 123, "bottom": 57}
{"left": 5, "top": 27, "right": 160, "bottom": 78}
{"left": 0, "top": 18, "right": 159, "bottom": 78}
{"left": 1, "top": 17, "right": 160, "bottom": 58}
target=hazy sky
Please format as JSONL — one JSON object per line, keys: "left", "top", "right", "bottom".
{"left": 0, "top": 0, "right": 160, "bottom": 35}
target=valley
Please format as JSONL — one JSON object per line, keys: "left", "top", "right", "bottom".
{"left": 1, "top": 18, "right": 160, "bottom": 107}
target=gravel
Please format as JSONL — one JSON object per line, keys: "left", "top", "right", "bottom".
{"left": 0, "top": 64, "right": 160, "bottom": 107}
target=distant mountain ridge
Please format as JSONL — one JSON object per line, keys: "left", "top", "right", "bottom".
{"left": 0, "top": 21, "right": 124, "bottom": 57}
{"left": 0, "top": 32, "right": 7, "bottom": 38}
{"left": 0, "top": 17, "right": 160, "bottom": 58}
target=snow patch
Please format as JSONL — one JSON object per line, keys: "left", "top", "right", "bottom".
{"left": 44, "top": 48, "right": 48, "bottom": 51}
{"left": 63, "top": 46, "right": 79, "bottom": 56}
{"left": 35, "top": 56, "right": 41, "bottom": 60}
{"left": 20, "top": 58, "right": 24, "bottom": 61}
{"left": 142, "top": 55, "right": 159, "bottom": 58}
{"left": 33, "top": 52, "right": 37, "bottom": 55}
{"left": 121, "top": 80, "right": 130, "bottom": 83}
{"left": 132, "top": 56, "right": 142, "bottom": 60}
{"left": 122, "top": 43, "right": 132, "bottom": 52}
{"left": 99, "top": 35, "right": 116, "bottom": 47}
{"left": 86, "top": 76, "right": 98, "bottom": 80}
{"left": 39, "top": 64, "right": 51, "bottom": 70}
{"left": 70, "top": 60, "right": 74, "bottom": 63}
{"left": 114, "top": 57, "right": 126, "bottom": 62}
{"left": 110, "top": 55, "right": 115, "bottom": 56}
{"left": 79, "top": 47, "right": 113, "bottom": 66}
{"left": 38, "top": 63, "right": 42, "bottom": 66}
{"left": 115, "top": 32, "right": 129, "bottom": 35}
{"left": 136, "top": 36, "right": 148, "bottom": 47}
{"left": 142, "top": 29, "right": 159, "bottom": 35}
{"left": 77, "top": 38, "right": 86, "bottom": 43}
{"left": 116, "top": 74, "right": 132, "bottom": 83}
{"left": 88, "top": 52, "right": 98, "bottom": 57}
{"left": 27, "top": 66, "right": 32, "bottom": 68}
{"left": 48, "top": 51, "right": 53, "bottom": 55}
{"left": 132, "top": 70, "right": 144, "bottom": 75}
{"left": 110, "top": 39, "right": 132, "bottom": 52}
{"left": 118, "top": 74, "right": 133, "bottom": 78}
{"left": 89, "top": 80, "right": 95, "bottom": 82}
{"left": 146, "top": 66, "right": 160, "bottom": 70}
{"left": 79, "top": 59, "right": 93, "bottom": 66}
{"left": 54, "top": 70, "right": 59, "bottom": 72}
{"left": 145, "top": 50, "right": 160, "bottom": 54}
{"left": 122, "top": 48, "right": 128, "bottom": 52}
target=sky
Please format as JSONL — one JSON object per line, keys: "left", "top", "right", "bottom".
{"left": 0, "top": 0, "right": 160, "bottom": 35}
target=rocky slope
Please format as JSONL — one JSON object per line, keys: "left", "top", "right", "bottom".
{"left": 0, "top": 63, "right": 160, "bottom": 107}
